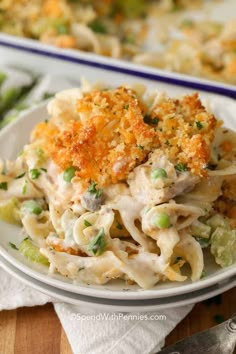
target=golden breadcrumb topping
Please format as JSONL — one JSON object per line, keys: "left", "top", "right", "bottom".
{"left": 150, "top": 93, "right": 217, "bottom": 175}
{"left": 32, "top": 87, "right": 217, "bottom": 188}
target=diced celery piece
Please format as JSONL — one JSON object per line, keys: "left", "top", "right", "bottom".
{"left": 191, "top": 220, "right": 211, "bottom": 239}
{"left": 0, "top": 72, "right": 7, "bottom": 86}
{"left": 206, "top": 214, "right": 230, "bottom": 231}
{"left": 19, "top": 239, "right": 49, "bottom": 266}
{"left": 0, "top": 87, "right": 21, "bottom": 113}
{"left": 211, "top": 227, "right": 236, "bottom": 267}
{"left": 114, "top": 0, "right": 146, "bottom": 18}
{"left": 0, "top": 198, "right": 21, "bottom": 225}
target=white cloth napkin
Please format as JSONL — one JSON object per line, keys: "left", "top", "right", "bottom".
{"left": 0, "top": 266, "right": 193, "bottom": 354}
{"left": 0, "top": 71, "right": 193, "bottom": 353}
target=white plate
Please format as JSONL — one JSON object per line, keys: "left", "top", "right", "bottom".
{"left": 0, "top": 85, "right": 235, "bottom": 301}
{"left": 1, "top": 254, "right": 235, "bottom": 312}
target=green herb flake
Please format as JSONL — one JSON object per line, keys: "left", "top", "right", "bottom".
{"left": 22, "top": 180, "right": 28, "bottom": 195}
{"left": 84, "top": 219, "right": 92, "bottom": 227}
{"left": 88, "top": 20, "right": 107, "bottom": 34}
{"left": 35, "top": 148, "right": 45, "bottom": 164}
{"left": 40, "top": 168, "right": 47, "bottom": 172}
{"left": 42, "top": 92, "right": 54, "bottom": 100}
{"left": 213, "top": 314, "right": 225, "bottom": 324}
{"left": 151, "top": 168, "right": 167, "bottom": 179}
{"left": 137, "top": 145, "right": 144, "bottom": 150}
{"left": 174, "top": 163, "right": 188, "bottom": 172}
{"left": 196, "top": 121, "right": 203, "bottom": 130}
{"left": 124, "top": 104, "right": 129, "bottom": 110}
{"left": 144, "top": 115, "right": 159, "bottom": 125}
{"left": 88, "top": 181, "right": 102, "bottom": 198}
{"left": 9, "top": 242, "right": 18, "bottom": 250}
{"left": 29, "top": 168, "right": 41, "bottom": 180}
{"left": 0, "top": 182, "right": 8, "bottom": 190}
{"left": 200, "top": 269, "right": 207, "bottom": 278}
{"left": 194, "top": 237, "right": 210, "bottom": 249}
{"left": 15, "top": 172, "right": 26, "bottom": 179}
{"left": 88, "top": 228, "right": 106, "bottom": 256}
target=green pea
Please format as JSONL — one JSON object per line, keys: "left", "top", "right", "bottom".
{"left": 22, "top": 200, "right": 42, "bottom": 215}
{"left": 154, "top": 213, "right": 170, "bottom": 229}
{"left": 63, "top": 167, "right": 76, "bottom": 182}
{"left": 151, "top": 168, "right": 167, "bottom": 179}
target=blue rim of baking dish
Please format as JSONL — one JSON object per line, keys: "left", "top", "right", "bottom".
{"left": 0, "top": 38, "right": 236, "bottom": 99}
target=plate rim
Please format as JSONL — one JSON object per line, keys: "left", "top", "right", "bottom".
{"left": 0, "top": 84, "right": 235, "bottom": 301}
{"left": 1, "top": 254, "right": 236, "bottom": 312}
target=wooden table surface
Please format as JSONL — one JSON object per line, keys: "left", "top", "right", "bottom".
{"left": 0, "top": 287, "right": 235, "bottom": 354}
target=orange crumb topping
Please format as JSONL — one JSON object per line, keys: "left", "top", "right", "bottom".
{"left": 32, "top": 88, "right": 217, "bottom": 187}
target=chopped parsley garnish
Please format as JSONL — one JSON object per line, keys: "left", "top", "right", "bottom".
{"left": 15, "top": 172, "right": 26, "bottom": 179}
{"left": 63, "top": 166, "right": 76, "bottom": 183}
{"left": 116, "top": 222, "right": 123, "bottom": 230}
{"left": 200, "top": 269, "right": 207, "bottom": 279}
{"left": 88, "top": 181, "right": 102, "bottom": 198}
{"left": 22, "top": 180, "right": 28, "bottom": 195}
{"left": 84, "top": 219, "right": 92, "bottom": 227}
{"left": 174, "top": 163, "right": 188, "bottom": 172}
{"left": 35, "top": 148, "right": 45, "bottom": 164}
{"left": 40, "top": 168, "right": 47, "bottom": 172}
{"left": 151, "top": 168, "right": 167, "bottom": 179}
{"left": 124, "top": 104, "right": 129, "bottom": 110}
{"left": 88, "top": 228, "right": 106, "bottom": 256}
{"left": 88, "top": 20, "right": 107, "bottom": 34}
{"left": 9, "top": 242, "right": 18, "bottom": 250}
{"left": 29, "top": 168, "right": 41, "bottom": 180}
{"left": 137, "top": 145, "right": 144, "bottom": 150}
{"left": 196, "top": 121, "right": 203, "bottom": 130}
{"left": 0, "top": 182, "right": 8, "bottom": 190}
{"left": 42, "top": 92, "right": 54, "bottom": 100}
{"left": 165, "top": 140, "right": 170, "bottom": 146}
{"left": 194, "top": 237, "right": 210, "bottom": 249}
{"left": 144, "top": 115, "right": 159, "bottom": 125}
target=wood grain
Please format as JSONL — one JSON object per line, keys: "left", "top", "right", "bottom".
{"left": 0, "top": 287, "right": 235, "bottom": 354}
{"left": 0, "top": 309, "right": 17, "bottom": 354}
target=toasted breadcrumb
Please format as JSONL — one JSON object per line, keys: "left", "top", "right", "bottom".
{"left": 150, "top": 93, "right": 217, "bottom": 175}
{"left": 32, "top": 87, "right": 217, "bottom": 188}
